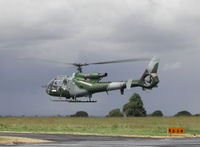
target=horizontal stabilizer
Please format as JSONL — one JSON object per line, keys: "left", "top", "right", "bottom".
{"left": 126, "top": 78, "right": 132, "bottom": 90}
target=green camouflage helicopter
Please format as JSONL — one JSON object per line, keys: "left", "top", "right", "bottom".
{"left": 45, "top": 56, "right": 159, "bottom": 103}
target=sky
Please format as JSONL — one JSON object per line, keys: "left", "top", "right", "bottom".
{"left": 0, "top": 0, "right": 200, "bottom": 116}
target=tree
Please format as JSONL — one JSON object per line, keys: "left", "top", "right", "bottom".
{"left": 174, "top": 110, "right": 192, "bottom": 116}
{"left": 123, "top": 93, "right": 146, "bottom": 117}
{"left": 194, "top": 114, "right": 200, "bottom": 116}
{"left": 71, "top": 111, "right": 89, "bottom": 117}
{"left": 107, "top": 108, "right": 123, "bottom": 117}
{"left": 151, "top": 110, "right": 163, "bottom": 116}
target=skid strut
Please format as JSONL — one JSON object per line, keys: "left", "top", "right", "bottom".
{"left": 50, "top": 99, "right": 97, "bottom": 103}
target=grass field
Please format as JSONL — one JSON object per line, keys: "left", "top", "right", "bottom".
{"left": 0, "top": 117, "right": 200, "bottom": 137}
{"left": 0, "top": 137, "right": 6, "bottom": 141}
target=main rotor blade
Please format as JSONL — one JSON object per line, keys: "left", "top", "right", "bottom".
{"left": 87, "top": 57, "right": 150, "bottom": 65}
{"left": 18, "top": 58, "right": 76, "bottom": 66}
{"left": 18, "top": 57, "right": 150, "bottom": 71}
{"left": 33, "top": 57, "right": 150, "bottom": 66}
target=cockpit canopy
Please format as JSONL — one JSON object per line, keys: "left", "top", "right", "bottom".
{"left": 53, "top": 80, "right": 64, "bottom": 86}
{"left": 47, "top": 75, "right": 68, "bottom": 88}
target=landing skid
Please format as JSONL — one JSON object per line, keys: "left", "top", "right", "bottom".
{"left": 50, "top": 99, "right": 97, "bottom": 103}
{"left": 67, "top": 100, "right": 97, "bottom": 103}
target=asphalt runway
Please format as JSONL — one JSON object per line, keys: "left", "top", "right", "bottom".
{"left": 0, "top": 132, "right": 200, "bottom": 147}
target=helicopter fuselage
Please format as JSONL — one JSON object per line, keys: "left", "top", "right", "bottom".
{"left": 45, "top": 57, "right": 160, "bottom": 102}
{"left": 46, "top": 71, "right": 159, "bottom": 100}
{"left": 46, "top": 73, "right": 126, "bottom": 99}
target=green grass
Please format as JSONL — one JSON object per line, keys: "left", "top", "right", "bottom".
{"left": 0, "top": 137, "right": 6, "bottom": 141}
{"left": 0, "top": 117, "right": 200, "bottom": 136}
{"left": 0, "top": 136, "right": 13, "bottom": 141}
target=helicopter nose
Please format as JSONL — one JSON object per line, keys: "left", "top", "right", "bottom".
{"left": 41, "top": 85, "right": 49, "bottom": 94}
{"left": 45, "top": 87, "right": 48, "bottom": 94}
{"left": 45, "top": 84, "right": 50, "bottom": 94}
{"left": 44, "top": 84, "right": 49, "bottom": 94}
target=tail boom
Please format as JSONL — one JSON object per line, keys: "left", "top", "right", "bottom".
{"left": 93, "top": 56, "right": 160, "bottom": 94}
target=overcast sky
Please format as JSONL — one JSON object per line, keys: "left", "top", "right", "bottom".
{"left": 0, "top": 0, "right": 200, "bottom": 116}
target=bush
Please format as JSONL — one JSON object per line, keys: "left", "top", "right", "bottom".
{"left": 151, "top": 110, "right": 163, "bottom": 116}
{"left": 107, "top": 108, "right": 123, "bottom": 117}
{"left": 174, "top": 110, "right": 192, "bottom": 116}
{"left": 71, "top": 111, "right": 89, "bottom": 117}
{"left": 194, "top": 114, "right": 200, "bottom": 116}
{"left": 123, "top": 93, "right": 146, "bottom": 117}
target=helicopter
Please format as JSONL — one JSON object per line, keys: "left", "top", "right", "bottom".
{"left": 45, "top": 56, "right": 160, "bottom": 103}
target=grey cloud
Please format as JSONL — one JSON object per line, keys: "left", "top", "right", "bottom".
{"left": 0, "top": 0, "right": 200, "bottom": 116}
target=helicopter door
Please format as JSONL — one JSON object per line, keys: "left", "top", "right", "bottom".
{"left": 63, "top": 79, "right": 67, "bottom": 85}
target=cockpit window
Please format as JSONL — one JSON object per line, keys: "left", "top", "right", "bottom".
{"left": 53, "top": 80, "right": 63, "bottom": 86}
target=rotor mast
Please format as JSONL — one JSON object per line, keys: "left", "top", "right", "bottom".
{"left": 77, "top": 65, "right": 82, "bottom": 73}
{"left": 73, "top": 63, "right": 88, "bottom": 73}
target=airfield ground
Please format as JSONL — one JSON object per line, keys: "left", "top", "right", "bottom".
{"left": 0, "top": 136, "right": 52, "bottom": 144}
{"left": 0, "top": 116, "right": 200, "bottom": 137}
{"left": 1, "top": 132, "right": 200, "bottom": 146}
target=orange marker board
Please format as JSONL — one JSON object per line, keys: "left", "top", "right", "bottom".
{"left": 168, "top": 128, "right": 184, "bottom": 134}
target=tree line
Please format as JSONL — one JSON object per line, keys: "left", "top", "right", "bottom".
{"left": 107, "top": 93, "right": 194, "bottom": 117}
{"left": 70, "top": 93, "right": 197, "bottom": 117}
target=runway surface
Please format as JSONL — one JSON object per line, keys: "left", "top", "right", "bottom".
{"left": 0, "top": 132, "right": 200, "bottom": 147}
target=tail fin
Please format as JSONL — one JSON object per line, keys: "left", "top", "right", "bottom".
{"left": 140, "top": 56, "right": 160, "bottom": 90}
{"left": 147, "top": 56, "right": 159, "bottom": 74}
